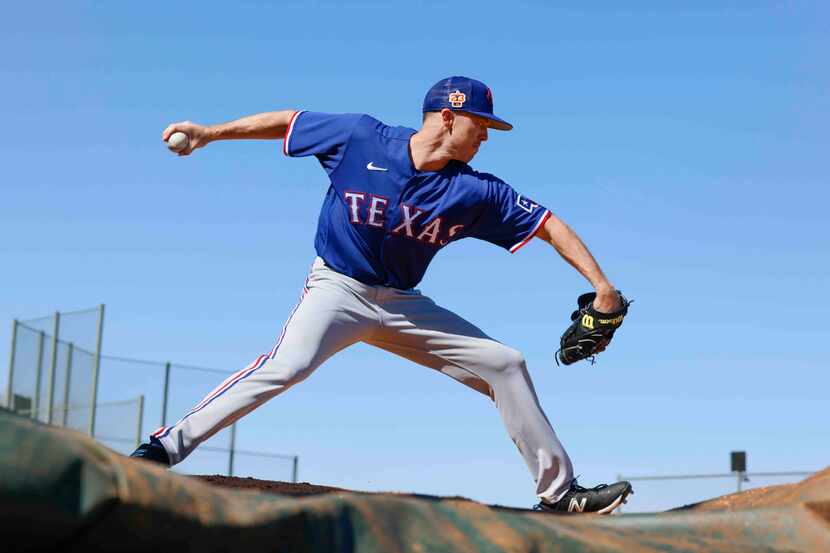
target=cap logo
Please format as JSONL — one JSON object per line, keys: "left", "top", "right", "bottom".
{"left": 485, "top": 87, "right": 493, "bottom": 105}
{"left": 448, "top": 90, "right": 466, "bottom": 108}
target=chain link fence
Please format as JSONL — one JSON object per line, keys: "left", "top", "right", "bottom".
{"left": 4, "top": 306, "right": 299, "bottom": 482}
{"left": 5, "top": 308, "right": 102, "bottom": 434}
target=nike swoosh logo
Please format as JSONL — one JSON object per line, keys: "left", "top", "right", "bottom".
{"left": 367, "top": 162, "right": 388, "bottom": 171}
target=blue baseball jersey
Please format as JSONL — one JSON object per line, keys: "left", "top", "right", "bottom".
{"left": 283, "top": 111, "right": 551, "bottom": 289}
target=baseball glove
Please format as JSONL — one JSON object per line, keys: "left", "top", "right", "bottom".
{"left": 556, "top": 291, "right": 631, "bottom": 366}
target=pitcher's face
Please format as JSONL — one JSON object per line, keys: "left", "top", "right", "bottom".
{"left": 449, "top": 111, "right": 490, "bottom": 163}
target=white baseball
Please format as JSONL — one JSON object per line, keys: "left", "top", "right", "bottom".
{"left": 167, "top": 131, "right": 190, "bottom": 153}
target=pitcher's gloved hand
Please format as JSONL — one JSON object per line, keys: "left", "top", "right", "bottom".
{"left": 556, "top": 291, "right": 631, "bottom": 366}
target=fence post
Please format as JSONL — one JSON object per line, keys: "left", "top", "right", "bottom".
{"left": 136, "top": 395, "right": 145, "bottom": 449}
{"left": 88, "top": 304, "right": 105, "bottom": 437}
{"left": 5, "top": 320, "right": 17, "bottom": 409}
{"left": 616, "top": 473, "right": 624, "bottom": 513}
{"left": 62, "top": 343, "right": 74, "bottom": 427}
{"left": 33, "top": 331, "right": 45, "bottom": 419}
{"left": 228, "top": 423, "right": 237, "bottom": 477}
{"left": 161, "top": 362, "right": 171, "bottom": 427}
{"left": 46, "top": 312, "right": 60, "bottom": 424}
{"left": 292, "top": 456, "right": 299, "bottom": 483}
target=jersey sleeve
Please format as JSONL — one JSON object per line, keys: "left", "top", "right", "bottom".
{"left": 283, "top": 111, "right": 363, "bottom": 174}
{"left": 469, "top": 176, "right": 551, "bottom": 253}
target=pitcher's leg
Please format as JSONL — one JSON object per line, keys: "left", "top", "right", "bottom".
{"left": 370, "top": 293, "right": 574, "bottom": 503}
{"left": 154, "top": 271, "right": 376, "bottom": 465}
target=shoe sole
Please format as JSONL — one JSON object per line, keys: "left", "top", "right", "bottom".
{"left": 596, "top": 485, "right": 634, "bottom": 514}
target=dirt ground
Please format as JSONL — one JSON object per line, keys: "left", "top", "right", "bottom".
{"left": 674, "top": 466, "right": 829, "bottom": 511}
{"left": 197, "top": 467, "right": 830, "bottom": 512}
{"left": 195, "top": 475, "right": 485, "bottom": 506}
{"left": 196, "top": 475, "right": 349, "bottom": 497}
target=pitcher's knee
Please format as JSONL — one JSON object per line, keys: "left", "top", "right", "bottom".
{"left": 259, "top": 355, "right": 314, "bottom": 387}
{"left": 482, "top": 343, "right": 527, "bottom": 376}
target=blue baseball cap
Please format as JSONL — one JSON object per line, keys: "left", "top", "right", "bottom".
{"left": 422, "top": 76, "right": 513, "bottom": 131}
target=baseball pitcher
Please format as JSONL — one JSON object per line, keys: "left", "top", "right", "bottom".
{"left": 131, "top": 76, "right": 632, "bottom": 514}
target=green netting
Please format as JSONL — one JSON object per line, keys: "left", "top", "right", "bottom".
{"left": 1, "top": 407, "right": 828, "bottom": 553}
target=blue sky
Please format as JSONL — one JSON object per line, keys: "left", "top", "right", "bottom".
{"left": 1, "top": 2, "right": 827, "bottom": 511}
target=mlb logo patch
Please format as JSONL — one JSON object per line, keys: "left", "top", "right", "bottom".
{"left": 517, "top": 195, "right": 539, "bottom": 214}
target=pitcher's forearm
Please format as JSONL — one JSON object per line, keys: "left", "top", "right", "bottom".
{"left": 204, "top": 110, "right": 298, "bottom": 142}
{"left": 536, "top": 214, "right": 615, "bottom": 293}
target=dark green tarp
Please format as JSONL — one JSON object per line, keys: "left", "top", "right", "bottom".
{"left": 1, "top": 408, "right": 828, "bottom": 552}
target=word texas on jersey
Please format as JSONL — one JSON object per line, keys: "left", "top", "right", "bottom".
{"left": 284, "top": 111, "right": 551, "bottom": 289}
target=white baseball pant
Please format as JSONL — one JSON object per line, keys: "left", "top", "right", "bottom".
{"left": 154, "top": 257, "right": 574, "bottom": 503}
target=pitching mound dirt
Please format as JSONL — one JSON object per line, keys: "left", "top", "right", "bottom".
{"left": 676, "top": 465, "right": 830, "bottom": 512}
{"left": 196, "top": 475, "right": 347, "bottom": 497}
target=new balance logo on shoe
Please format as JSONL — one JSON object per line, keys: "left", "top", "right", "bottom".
{"left": 569, "top": 497, "right": 587, "bottom": 513}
